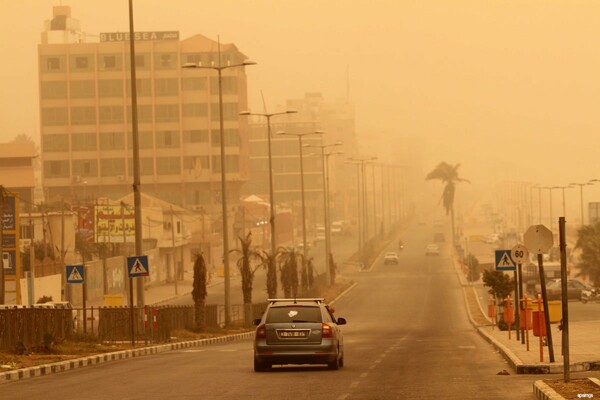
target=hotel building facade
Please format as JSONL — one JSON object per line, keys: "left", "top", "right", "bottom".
{"left": 38, "top": 6, "right": 252, "bottom": 216}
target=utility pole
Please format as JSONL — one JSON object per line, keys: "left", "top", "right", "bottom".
{"left": 0, "top": 186, "right": 5, "bottom": 303}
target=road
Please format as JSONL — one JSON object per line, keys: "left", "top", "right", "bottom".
{"left": 0, "top": 222, "right": 540, "bottom": 399}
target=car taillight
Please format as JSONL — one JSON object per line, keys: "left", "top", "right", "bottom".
{"left": 322, "top": 323, "right": 333, "bottom": 338}
{"left": 256, "top": 324, "right": 266, "bottom": 339}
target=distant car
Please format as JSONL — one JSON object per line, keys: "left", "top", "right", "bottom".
{"left": 545, "top": 279, "right": 592, "bottom": 300}
{"left": 425, "top": 244, "right": 440, "bottom": 256}
{"left": 383, "top": 252, "right": 399, "bottom": 265}
{"left": 484, "top": 233, "right": 500, "bottom": 244}
{"left": 313, "top": 233, "right": 326, "bottom": 246}
{"left": 253, "top": 298, "right": 346, "bottom": 371}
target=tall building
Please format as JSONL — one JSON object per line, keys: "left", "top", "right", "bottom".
{"left": 38, "top": 6, "right": 252, "bottom": 216}
{"left": 242, "top": 93, "right": 358, "bottom": 234}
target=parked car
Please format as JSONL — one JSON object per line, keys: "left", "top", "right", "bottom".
{"left": 383, "top": 252, "right": 399, "bottom": 265}
{"left": 253, "top": 298, "right": 346, "bottom": 371}
{"left": 425, "top": 244, "right": 440, "bottom": 256}
{"left": 545, "top": 279, "right": 592, "bottom": 300}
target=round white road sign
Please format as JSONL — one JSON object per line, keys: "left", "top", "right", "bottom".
{"left": 511, "top": 244, "right": 529, "bottom": 264}
{"left": 523, "top": 225, "right": 554, "bottom": 255}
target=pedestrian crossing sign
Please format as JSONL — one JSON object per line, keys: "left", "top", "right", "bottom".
{"left": 494, "top": 250, "right": 516, "bottom": 271}
{"left": 66, "top": 265, "right": 85, "bottom": 283}
{"left": 127, "top": 255, "right": 149, "bottom": 278}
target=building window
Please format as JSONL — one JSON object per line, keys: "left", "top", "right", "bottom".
{"left": 156, "top": 131, "right": 179, "bottom": 148}
{"left": 182, "top": 103, "right": 207, "bottom": 117}
{"left": 71, "top": 133, "right": 97, "bottom": 151}
{"left": 126, "top": 79, "right": 152, "bottom": 97}
{"left": 41, "top": 107, "right": 68, "bottom": 126}
{"left": 181, "top": 77, "right": 207, "bottom": 91}
{"left": 155, "top": 104, "right": 179, "bottom": 122}
{"left": 101, "top": 55, "right": 120, "bottom": 70}
{"left": 42, "top": 134, "right": 69, "bottom": 152}
{"left": 43, "top": 160, "right": 69, "bottom": 178}
{"left": 156, "top": 157, "right": 181, "bottom": 175}
{"left": 100, "top": 158, "right": 125, "bottom": 177}
{"left": 70, "top": 80, "right": 96, "bottom": 98}
{"left": 71, "top": 107, "right": 96, "bottom": 125}
{"left": 154, "top": 53, "right": 177, "bottom": 69}
{"left": 126, "top": 105, "right": 153, "bottom": 123}
{"left": 98, "top": 79, "right": 123, "bottom": 97}
{"left": 99, "top": 106, "right": 124, "bottom": 124}
{"left": 41, "top": 81, "right": 67, "bottom": 99}
{"left": 210, "top": 102, "right": 238, "bottom": 121}
{"left": 212, "top": 155, "right": 239, "bottom": 173}
{"left": 155, "top": 78, "right": 179, "bottom": 96}
{"left": 46, "top": 57, "right": 61, "bottom": 71}
{"left": 184, "top": 156, "right": 209, "bottom": 170}
{"left": 211, "top": 129, "right": 240, "bottom": 146}
{"left": 127, "top": 130, "right": 153, "bottom": 149}
{"left": 100, "top": 132, "right": 124, "bottom": 150}
{"left": 210, "top": 76, "right": 237, "bottom": 94}
{"left": 128, "top": 157, "right": 154, "bottom": 176}
{"left": 72, "top": 159, "right": 98, "bottom": 177}
{"left": 75, "top": 57, "right": 88, "bottom": 69}
{"left": 183, "top": 130, "right": 208, "bottom": 143}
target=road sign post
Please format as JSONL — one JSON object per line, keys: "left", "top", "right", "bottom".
{"left": 127, "top": 255, "right": 149, "bottom": 346}
{"left": 524, "top": 224, "right": 555, "bottom": 363}
{"left": 511, "top": 244, "right": 529, "bottom": 343}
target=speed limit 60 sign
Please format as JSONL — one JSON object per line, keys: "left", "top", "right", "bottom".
{"left": 511, "top": 244, "right": 529, "bottom": 264}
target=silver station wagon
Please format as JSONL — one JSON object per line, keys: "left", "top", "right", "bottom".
{"left": 253, "top": 298, "right": 347, "bottom": 371}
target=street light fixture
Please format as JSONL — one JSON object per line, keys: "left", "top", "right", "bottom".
{"left": 276, "top": 130, "right": 324, "bottom": 272}
{"left": 239, "top": 109, "right": 297, "bottom": 262}
{"left": 569, "top": 181, "right": 594, "bottom": 226}
{"left": 306, "top": 141, "right": 343, "bottom": 286}
{"left": 182, "top": 42, "right": 256, "bottom": 326}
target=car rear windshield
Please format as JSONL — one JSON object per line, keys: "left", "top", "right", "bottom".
{"left": 266, "top": 306, "right": 322, "bottom": 323}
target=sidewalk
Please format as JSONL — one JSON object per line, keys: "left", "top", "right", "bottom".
{"left": 455, "top": 257, "right": 600, "bottom": 398}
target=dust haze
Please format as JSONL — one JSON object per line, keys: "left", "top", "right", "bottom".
{"left": 1, "top": 0, "right": 600, "bottom": 213}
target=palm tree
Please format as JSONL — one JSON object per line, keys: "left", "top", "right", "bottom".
{"left": 278, "top": 247, "right": 300, "bottom": 298}
{"left": 574, "top": 222, "right": 600, "bottom": 287}
{"left": 425, "top": 162, "right": 469, "bottom": 246}
{"left": 230, "top": 232, "right": 262, "bottom": 304}
{"left": 192, "top": 253, "right": 208, "bottom": 330}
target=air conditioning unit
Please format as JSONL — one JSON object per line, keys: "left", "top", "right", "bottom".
{"left": 19, "top": 238, "right": 32, "bottom": 251}
{"left": 117, "top": 175, "right": 125, "bottom": 182}
{"left": 72, "top": 175, "right": 81, "bottom": 183}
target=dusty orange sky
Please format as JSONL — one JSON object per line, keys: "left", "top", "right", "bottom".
{"left": 1, "top": 0, "right": 600, "bottom": 200}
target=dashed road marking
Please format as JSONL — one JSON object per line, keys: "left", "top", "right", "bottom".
{"left": 336, "top": 394, "right": 350, "bottom": 400}
{"left": 360, "top": 372, "right": 368, "bottom": 378}
{"left": 350, "top": 381, "right": 360, "bottom": 389}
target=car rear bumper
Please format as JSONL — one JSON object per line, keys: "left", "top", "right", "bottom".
{"left": 254, "top": 342, "right": 338, "bottom": 365}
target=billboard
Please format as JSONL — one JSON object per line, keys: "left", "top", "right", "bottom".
{"left": 94, "top": 205, "right": 135, "bottom": 243}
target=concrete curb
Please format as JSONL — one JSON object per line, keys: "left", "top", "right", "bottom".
{"left": 533, "top": 381, "right": 564, "bottom": 400}
{"left": 0, "top": 331, "right": 254, "bottom": 384}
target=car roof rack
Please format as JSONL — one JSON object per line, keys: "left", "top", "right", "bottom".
{"left": 267, "top": 298, "right": 324, "bottom": 304}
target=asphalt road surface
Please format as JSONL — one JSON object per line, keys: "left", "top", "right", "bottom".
{"left": 0, "top": 223, "right": 541, "bottom": 399}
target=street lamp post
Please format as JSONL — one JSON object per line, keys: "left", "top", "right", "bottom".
{"left": 542, "top": 186, "right": 555, "bottom": 233}
{"left": 346, "top": 156, "right": 377, "bottom": 263}
{"left": 569, "top": 182, "right": 594, "bottom": 226}
{"left": 182, "top": 43, "right": 255, "bottom": 326}
{"left": 239, "top": 110, "right": 297, "bottom": 262}
{"left": 276, "top": 130, "right": 324, "bottom": 281}
{"left": 308, "top": 142, "right": 343, "bottom": 286}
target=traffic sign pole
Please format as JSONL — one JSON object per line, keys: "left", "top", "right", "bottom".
{"left": 524, "top": 225, "right": 555, "bottom": 363}
{"left": 559, "top": 217, "right": 570, "bottom": 382}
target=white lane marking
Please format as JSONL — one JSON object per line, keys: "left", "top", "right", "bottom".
{"left": 360, "top": 372, "right": 368, "bottom": 378}
{"left": 350, "top": 381, "right": 360, "bottom": 389}
{"left": 336, "top": 394, "right": 350, "bottom": 400}
{"left": 369, "top": 364, "right": 377, "bottom": 370}
{"left": 374, "top": 358, "right": 382, "bottom": 364}
{"left": 458, "top": 345, "right": 476, "bottom": 349}
{"left": 181, "top": 350, "right": 205, "bottom": 353}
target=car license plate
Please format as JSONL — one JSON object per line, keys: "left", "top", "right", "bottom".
{"left": 279, "top": 330, "right": 308, "bottom": 338}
